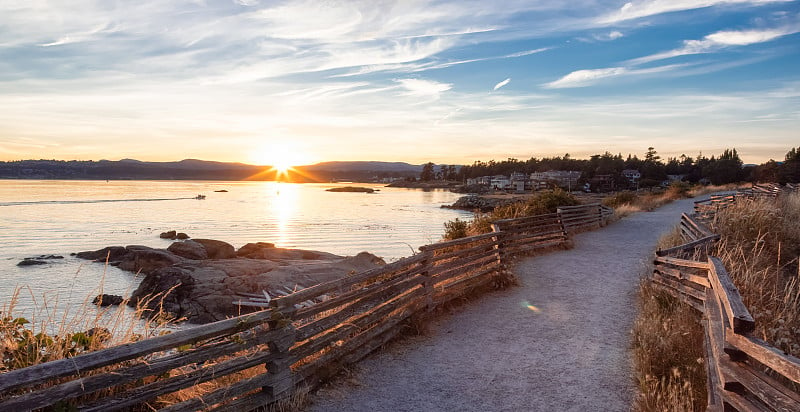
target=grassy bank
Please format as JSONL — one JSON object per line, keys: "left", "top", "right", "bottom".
{"left": 632, "top": 190, "right": 800, "bottom": 411}
{"left": 710, "top": 192, "right": 800, "bottom": 356}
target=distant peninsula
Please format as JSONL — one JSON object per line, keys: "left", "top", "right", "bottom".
{"left": 0, "top": 159, "right": 422, "bottom": 183}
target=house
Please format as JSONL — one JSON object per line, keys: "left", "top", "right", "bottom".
{"left": 465, "top": 176, "right": 491, "bottom": 186}
{"left": 622, "top": 169, "right": 641, "bottom": 190}
{"left": 490, "top": 175, "right": 511, "bottom": 190}
{"left": 530, "top": 170, "right": 582, "bottom": 191}
{"left": 589, "top": 174, "right": 616, "bottom": 193}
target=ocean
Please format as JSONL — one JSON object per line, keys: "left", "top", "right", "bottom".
{"left": 0, "top": 180, "right": 470, "bottom": 324}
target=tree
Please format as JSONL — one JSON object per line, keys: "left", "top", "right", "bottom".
{"left": 420, "top": 162, "right": 435, "bottom": 181}
{"left": 778, "top": 147, "right": 800, "bottom": 183}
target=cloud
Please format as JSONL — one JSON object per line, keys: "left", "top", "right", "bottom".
{"left": 628, "top": 26, "right": 799, "bottom": 64}
{"left": 543, "top": 64, "right": 683, "bottom": 88}
{"left": 597, "top": 0, "right": 790, "bottom": 24}
{"left": 504, "top": 48, "right": 552, "bottom": 58}
{"left": 395, "top": 78, "right": 452, "bottom": 97}
{"left": 333, "top": 47, "right": 550, "bottom": 77}
{"left": 493, "top": 78, "right": 511, "bottom": 91}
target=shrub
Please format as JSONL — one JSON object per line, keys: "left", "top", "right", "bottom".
{"left": 443, "top": 218, "right": 469, "bottom": 240}
{"left": 442, "top": 189, "right": 581, "bottom": 238}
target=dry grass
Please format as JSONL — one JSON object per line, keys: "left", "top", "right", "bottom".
{"left": 632, "top": 279, "right": 706, "bottom": 412}
{"left": 687, "top": 183, "right": 746, "bottom": 198}
{"left": 710, "top": 193, "right": 800, "bottom": 356}
{"left": 1, "top": 285, "right": 175, "bottom": 373}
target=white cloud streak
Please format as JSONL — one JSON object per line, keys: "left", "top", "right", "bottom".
{"left": 543, "top": 64, "right": 684, "bottom": 88}
{"left": 597, "top": 0, "right": 791, "bottom": 24}
{"left": 493, "top": 78, "right": 511, "bottom": 91}
{"left": 396, "top": 78, "right": 452, "bottom": 97}
{"left": 628, "top": 26, "right": 799, "bottom": 64}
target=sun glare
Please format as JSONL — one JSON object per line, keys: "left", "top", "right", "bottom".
{"left": 252, "top": 143, "right": 311, "bottom": 179}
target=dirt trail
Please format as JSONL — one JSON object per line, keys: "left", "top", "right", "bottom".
{"left": 308, "top": 198, "right": 697, "bottom": 411}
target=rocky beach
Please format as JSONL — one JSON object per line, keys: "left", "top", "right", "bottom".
{"left": 75, "top": 238, "right": 385, "bottom": 323}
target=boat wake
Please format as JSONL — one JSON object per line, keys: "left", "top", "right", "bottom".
{"left": 0, "top": 197, "right": 200, "bottom": 206}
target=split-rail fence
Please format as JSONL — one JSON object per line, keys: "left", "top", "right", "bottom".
{"left": 653, "top": 186, "right": 800, "bottom": 411}
{"left": 0, "top": 203, "right": 612, "bottom": 411}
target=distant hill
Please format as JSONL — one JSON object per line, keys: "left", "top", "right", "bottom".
{"left": 0, "top": 159, "right": 422, "bottom": 182}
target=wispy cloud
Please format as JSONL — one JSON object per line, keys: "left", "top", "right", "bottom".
{"left": 395, "top": 78, "right": 452, "bottom": 97}
{"left": 628, "top": 26, "right": 799, "bottom": 64}
{"left": 543, "top": 64, "right": 683, "bottom": 88}
{"left": 596, "top": 0, "right": 790, "bottom": 24}
{"left": 579, "top": 31, "right": 625, "bottom": 42}
{"left": 493, "top": 78, "right": 511, "bottom": 91}
{"left": 333, "top": 47, "right": 551, "bottom": 77}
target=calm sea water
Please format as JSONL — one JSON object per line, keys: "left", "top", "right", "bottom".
{"left": 0, "top": 180, "right": 470, "bottom": 324}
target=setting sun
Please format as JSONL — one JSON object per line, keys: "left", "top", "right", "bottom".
{"left": 251, "top": 143, "right": 310, "bottom": 171}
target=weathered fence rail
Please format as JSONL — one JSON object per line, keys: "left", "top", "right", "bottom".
{"left": 653, "top": 187, "right": 800, "bottom": 411}
{"left": 0, "top": 203, "right": 612, "bottom": 411}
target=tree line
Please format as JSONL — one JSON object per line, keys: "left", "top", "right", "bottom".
{"left": 420, "top": 147, "right": 800, "bottom": 186}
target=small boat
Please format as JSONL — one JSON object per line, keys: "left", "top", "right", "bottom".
{"left": 195, "top": 194, "right": 206, "bottom": 200}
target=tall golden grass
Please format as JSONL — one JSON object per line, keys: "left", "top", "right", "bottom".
{"left": 632, "top": 271, "right": 706, "bottom": 411}
{"left": 633, "top": 190, "right": 800, "bottom": 411}
{"left": 710, "top": 193, "right": 800, "bottom": 356}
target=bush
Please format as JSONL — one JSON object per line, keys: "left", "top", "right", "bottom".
{"left": 443, "top": 218, "right": 469, "bottom": 240}
{"left": 443, "top": 189, "right": 580, "bottom": 238}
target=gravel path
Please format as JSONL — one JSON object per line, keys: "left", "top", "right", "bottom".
{"left": 308, "top": 198, "right": 696, "bottom": 412}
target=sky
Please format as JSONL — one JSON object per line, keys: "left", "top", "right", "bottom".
{"left": 0, "top": 0, "right": 799, "bottom": 166}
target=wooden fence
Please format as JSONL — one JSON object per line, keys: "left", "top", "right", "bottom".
{"left": 0, "top": 203, "right": 611, "bottom": 411}
{"left": 654, "top": 190, "right": 800, "bottom": 411}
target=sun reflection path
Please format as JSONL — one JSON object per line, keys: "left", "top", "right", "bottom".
{"left": 269, "top": 182, "right": 299, "bottom": 247}
{"left": 522, "top": 300, "right": 541, "bottom": 313}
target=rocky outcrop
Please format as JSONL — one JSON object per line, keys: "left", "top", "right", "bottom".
{"left": 160, "top": 230, "right": 176, "bottom": 239}
{"left": 77, "top": 245, "right": 182, "bottom": 274}
{"left": 444, "top": 195, "right": 523, "bottom": 212}
{"left": 129, "top": 251, "right": 385, "bottom": 323}
{"left": 93, "top": 294, "right": 124, "bottom": 306}
{"left": 451, "top": 184, "right": 491, "bottom": 194}
{"left": 77, "top": 240, "right": 385, "bottom": 324}
{"left": 167, "top": 240, "right": 208, "bottom": 260}
{"left": 159, "top": 230, "right": 189, "bottom": 240}
{"left": 191, "top": 239, "right": 236, "bottom": 259}
{"left": 17, "top": 255, "right": 65, "bottom": 266}
{"left": 236, "top": 242, "right": 275, "bottom": 258}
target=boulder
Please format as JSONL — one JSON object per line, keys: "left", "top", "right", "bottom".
{"left": 117, "top": 246, "right": 182, "bottom": 274}
{"left": 17, "top": 259, "right": 48, "bottom": 266}
{"left": 176, "top": 232, "right": 190, "bottom": 240}
{"left": 76, "top": 246, "right": 127, "bottom": 262}
{"left": 159, "top": 230, "right": 177, "bottom": 240}
{"left": 92, "top": 294, "right": 124, "bottom": 306}
{"left": 77, "top": 245, "right": 182, "bottom": 275}
{"left": 236, "top": 242, "right": 276, "bottom": 258}
{"left": 192, "top": 239, "right": 236, "bottom": 259}
{"left": 168, "top": 240, "right": 208, "bottom": 260}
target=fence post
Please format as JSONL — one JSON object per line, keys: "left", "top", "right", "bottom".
{"left": 491, "top": 223, "right": 504, "bottom": 268}
{"left": 419, "top": 249, "right": 434, "bottom": 312}
{"left": 262, "top": 307, "right": 297, "bottom": 401}
{"left": 556, "top": 208, "right": 568, "bottom": 238}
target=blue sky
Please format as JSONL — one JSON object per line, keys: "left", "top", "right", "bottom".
{"left": 0, "top": 0, "right": 798, "bottom": 166}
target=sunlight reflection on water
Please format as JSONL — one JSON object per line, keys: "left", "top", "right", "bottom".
{"left": 0, "top": 180, "right": 471, "bottom": 324}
